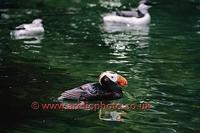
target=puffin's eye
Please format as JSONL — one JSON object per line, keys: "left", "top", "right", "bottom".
{"left": 111, "top": 76, "right": 114, "bottom": 79}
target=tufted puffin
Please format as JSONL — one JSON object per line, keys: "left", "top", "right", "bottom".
{"left": 58, "top": 71, "right": 128, "bottom": 101}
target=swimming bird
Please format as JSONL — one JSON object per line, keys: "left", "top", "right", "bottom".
{"left": 10, "top": 19, "right": 44, "bottom": 37}
{"left": 103, "top": 0, "right": 156, "bottom": 25}
{"left": 58, "top": 71, "right": 128, "bottom": 101}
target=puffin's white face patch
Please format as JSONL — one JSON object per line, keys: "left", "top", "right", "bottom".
{"left": 106, "top": 73, "right": 118, "bottom": 82}
{"left": 99, "top": 71, "right": 118, "bottom": 84}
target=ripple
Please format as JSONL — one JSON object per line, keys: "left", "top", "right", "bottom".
{"left": 99, "top": 0, "right": 121, "bottom": 9}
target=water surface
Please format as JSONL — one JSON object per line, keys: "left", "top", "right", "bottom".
{"left": 0, "top": 0, "right": 200, "bottom": 132}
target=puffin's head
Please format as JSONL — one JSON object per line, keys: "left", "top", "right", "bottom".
{"left": 99, "top": 71, "right": 128, "bottom": 87}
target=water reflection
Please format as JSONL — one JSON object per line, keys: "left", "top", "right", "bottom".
{"left": 103, "top": 22, "right": 150, "bottom": 34}
{"left": 195, "top": 18, "right": 200, "bottom": 34}
{"left": 99, "top": 109, "right": 126, "bottom": 122}
{"left": 102, "top": 23, "right": 150, "bottom": 62}
{"left": 99, "top": 0, "right": 121, "bottom": 9}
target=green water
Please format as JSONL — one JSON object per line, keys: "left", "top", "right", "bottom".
{"left": 0, "top": 0, "right": 200, "bottom": 132}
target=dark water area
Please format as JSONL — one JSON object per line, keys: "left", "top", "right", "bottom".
{"left": 0, "top": 0, "right": 200, "bottom": 132}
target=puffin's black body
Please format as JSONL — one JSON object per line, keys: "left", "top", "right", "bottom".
{"left": 60, "top": 76, "right": 123, "bottom": 101}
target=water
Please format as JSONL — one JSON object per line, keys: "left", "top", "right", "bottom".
{"left": 0, "top": 0, "right": 200, "bottom": 132}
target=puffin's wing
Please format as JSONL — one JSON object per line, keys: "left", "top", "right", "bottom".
{"left": 116, "top": 10, "right": 139, "bottom": 17}
{"left": 80, "top": 83, "right": 95, "bottom": 90}
{"left": 60, "top": 87, "right": 84, "bottom": 100}
{"left": 59, "top": 83, "right": 95, "bottom": 100}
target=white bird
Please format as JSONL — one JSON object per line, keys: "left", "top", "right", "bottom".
{"left": 10, "top": 19, "right": 44, "bottom": 37}
{"left": 103, "top": 0, "right": 156, "bottom": 25}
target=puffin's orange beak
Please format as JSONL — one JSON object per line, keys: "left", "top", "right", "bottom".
{"left": 117, "top": 75, "right": 128, "bottom": 87}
